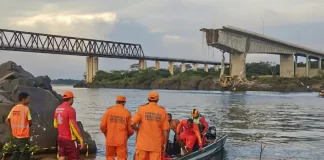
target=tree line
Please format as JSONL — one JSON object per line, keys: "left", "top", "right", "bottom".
{"left": 84, "top": 61, "right": 321, "bottom": 84}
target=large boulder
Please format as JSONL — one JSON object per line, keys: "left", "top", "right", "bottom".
{"left": 0, "top": 61, "right": 96, "bottom": 154}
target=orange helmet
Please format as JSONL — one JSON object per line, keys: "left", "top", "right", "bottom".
{"left": 192, "top": 109, "right": 199, "bottom": 118}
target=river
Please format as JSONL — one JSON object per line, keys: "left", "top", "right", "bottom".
{"left": 51, "top": 85, "right": 324, "bottom": 160}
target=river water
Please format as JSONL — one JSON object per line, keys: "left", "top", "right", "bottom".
{"left": 51, "top": 85, "right": 324, "bottom": 160}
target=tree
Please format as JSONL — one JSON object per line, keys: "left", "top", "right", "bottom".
{"left": 83, "top": 72, "right": 86, "bottom": 81}
{"left": 173, "top": 65, "right": 181, "bottom": 74}
{"left": 185, "top": 64, "right": 192, "bottom": 70}
{"left": 246, "top": 61, "right": 280, "bottom": 78}
{"left": 268, "top": 62, "right": 278, "bottom": 76}
{"left": 130, "top": 63, "right": 139, "bottom": 71}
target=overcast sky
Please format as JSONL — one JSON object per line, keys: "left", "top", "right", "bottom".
{"left": 1, "top": 0, "right": 324, "bottom": 79}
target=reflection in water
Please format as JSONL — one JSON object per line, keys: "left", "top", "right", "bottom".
{"left": 51, "top": 86, "right": 324, "bottom": 160}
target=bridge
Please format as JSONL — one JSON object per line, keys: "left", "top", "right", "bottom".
{"left": 200, "top": 26, "right": 324, "bottom": 78}
{"left": 0, "top": 29, "right": 228, "bottom": 83}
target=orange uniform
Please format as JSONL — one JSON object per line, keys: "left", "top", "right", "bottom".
{"left": 177, "top": 119, "right": 203, "bottom": 149}
{"left": 7, "top": 104, "right": 32, "bottom": 138}
{"left": 100, "top": 96, "right": 134, "bottom": 160}
{"left": 132, "top": 91, "right": 169, "bottom": 160}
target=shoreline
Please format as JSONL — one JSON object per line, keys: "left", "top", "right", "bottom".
{"left": 73, "top": 82, "right": 319, "bottom": 93}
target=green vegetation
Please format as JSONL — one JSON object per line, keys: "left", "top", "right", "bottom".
{"left": 1, "top": 135, "right": 39, "bottom": 159}
{"left": 91, "top": 61, "right": 281, "bottom": 84}
{"left": 91, "top": 64, "right": 223, "bottom": 86}
{"left": 51, "top": 79, "right": 81, "bottom": 85}
{"left": 74, "top": 61, "right": 324, "bottom": 92}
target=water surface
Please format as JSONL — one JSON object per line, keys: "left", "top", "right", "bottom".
{"left": 52, "top": 85, "right": 324, "bottom": 160}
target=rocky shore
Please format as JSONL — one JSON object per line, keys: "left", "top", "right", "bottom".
{"left": 0, "top": 61, "right": 97, "bottom": 156}
{"left": 74, "top": 76, "right": 321, "bottom": 92}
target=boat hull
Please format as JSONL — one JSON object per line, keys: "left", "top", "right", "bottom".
{"left": 167, "top": 135, "right": 227, "bottom": 160}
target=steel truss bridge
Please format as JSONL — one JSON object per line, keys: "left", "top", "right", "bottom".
{"left": 0, "top": 29, "right": 226, "bottom": 65}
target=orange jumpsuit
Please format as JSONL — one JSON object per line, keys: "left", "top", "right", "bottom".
{"left": 100, "top": 99, "right": 134, "bottom": 160}
{"left": 145, "top": 135, "right": 165, "bottom": 160}
{"left": 131, "top": 101, "right": 169, "bottom": 160}
{"left": 177, "top": 119, "right": 203, "bottom": 149}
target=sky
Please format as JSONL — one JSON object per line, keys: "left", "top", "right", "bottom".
{"left": 1, "top": 0, "right": 324, "bottom": 79}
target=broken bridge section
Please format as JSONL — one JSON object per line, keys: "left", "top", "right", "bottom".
{"left": 200, "top": 26, "right": 324, "bottom": 78}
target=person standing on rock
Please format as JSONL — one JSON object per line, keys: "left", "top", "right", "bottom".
{"left": 131, "top": 91, "right": 169, "bottom": 160}
{"left": 54, "top": 91, "right": 85, "bottom": 160}
{"left": 5, "top": 92, "right": 32, "bottom": 160}
{"left": 100, "top": 96, "right": 134, "bottom": 160}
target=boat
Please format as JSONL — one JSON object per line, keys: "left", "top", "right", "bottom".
{"left": 165, "top": 126, "right": 227, "bottom": 160}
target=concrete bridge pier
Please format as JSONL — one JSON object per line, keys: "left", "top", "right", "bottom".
{"left": 294, "top": 55, "right": 298, "bottom": 76}
{"left": 155, "top": 60, "right": 160, "bottom": 70}
{"left": 280, "top": 54, "right": 295, "bottom": 77}
{"left": 86, "top": 56, "right": 98, "bottom": 83}
{"left": 230, "top": 52, "right": 246, "bottom": 78}
{"left": 319, "top": 58, "right": 322, "bottom": 72}
{"left": 168, "top": 61, "right": 174, "bottom": 75}
{"left": 306, "top": 55, "right": 310, "bottom": 77}
{"left": 204, "top": 64, "right": 208, "bottom": 72}
{"left": 295, "top": 54, "right": 307, "bottom": 77}
{"left": 139, "top": 59, "right": 147, "bottom": 70}
{"left": 295, "top": 54, "right": 322, "bottom": 77}
{"left": 181, "top": 63, "right": 186, "bottom": 72}
{"left": 214, "top": 65, "right": 219, "bottom": 72}
{"left": 193, "top": 63, "right": 198, "bottom": 71}
{"left": 308, "top": 56, "right": 322, "bottom": 77}
{"left": 319, "top": 58, "right": 322, "bottom": 70}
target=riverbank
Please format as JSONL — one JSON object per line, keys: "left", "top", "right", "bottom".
{"left": 73, "top": 68, "right": 324, "bottom": 92}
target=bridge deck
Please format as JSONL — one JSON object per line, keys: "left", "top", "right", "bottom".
{"left": 201, "top": 26, "right": 324, "bottom": 57}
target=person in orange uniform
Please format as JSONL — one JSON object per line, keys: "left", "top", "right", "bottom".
{"left": 176, "top": 119, "right": 204, "bottom": 155}
{"left": 6, "top": 92, "right": 32, "bottom": 160}
{"left": 131, "top": 90, "right": 169, "bottom": 160}
{"left": 100, "top": 96, "right": 134, "bottom": 160}
{"left": 54, "top": 91, "right": 85, "bottom": 160}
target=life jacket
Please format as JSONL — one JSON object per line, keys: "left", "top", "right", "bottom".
{"left": 191, "top": 114, "right": 205, "bottom": 134}
{"left": 10, "top": 104, "right": 30, "bottom": 138}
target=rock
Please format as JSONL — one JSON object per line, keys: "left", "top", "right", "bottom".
{"left": 0, "top": 94, "right": 14, "bottom": 148}
{"left": 35, "top": 76, "right": 52, "bottom": 90}
{"left": 0, "top": 61, "right": 97, "bottom": 155}
{"left": 77, "top": 122, "right": 97, "bottom": 153}
{"left": 0, "top": 61, "right": 34, "bottom": 79}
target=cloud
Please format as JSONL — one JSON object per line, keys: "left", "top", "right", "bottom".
{"left": 6, "top": 12, "right": 118, "bottom": 40}
{"left": 162, "top": 35, "right": 189, "bottom": 44}
{"left": 1, "top": 0, "right": 324, "bottom": 79}
{"left": 15, "top": 12, "right": 117, "bottom": 26}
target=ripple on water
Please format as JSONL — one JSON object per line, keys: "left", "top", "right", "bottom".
{"left": 52, "top": 86, "right": 324, "bottom": 160}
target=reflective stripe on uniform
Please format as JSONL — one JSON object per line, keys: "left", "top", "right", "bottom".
{"left": 11, "top": 107, "right": 29, "bottom": 129}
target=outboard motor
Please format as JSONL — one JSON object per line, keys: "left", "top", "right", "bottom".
{"left": 206, "top": 126, "right": 217, "bottom": 140}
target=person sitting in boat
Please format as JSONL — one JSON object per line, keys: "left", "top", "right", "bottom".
{"left": 176, "top": 119, "right": 204, "bottom": 155}
{"left": 191, "top": 109, "right": 215, "bottom": 145}
{"left": 191, "top": 109, "right": 208, "bottom": 136}
{"left": 165, "top": 113, "right": 181, "bottom": 156}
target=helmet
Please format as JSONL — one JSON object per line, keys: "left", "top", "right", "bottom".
{"left": 191, "top": 109, "right": 199, "bottom": 118}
